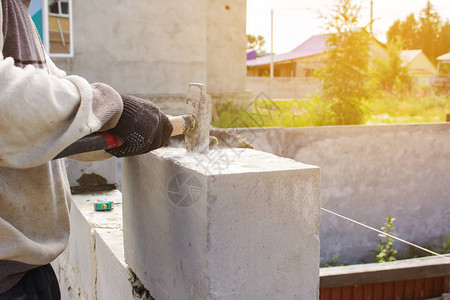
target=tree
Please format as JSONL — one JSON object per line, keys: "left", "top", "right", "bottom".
{"left": 418, "top": 0, "right": 441, "bottom": 61}
{"left": 386, "top": 0, "right": 449, "bottom": 62}
{"left": 315, "top": 0, "right": 372, "bottom": 125}
{"left": 372, "top": 38, "right": 413, "bottom": 94}
{"left": 387, "top": 14, "right": 419, "bottom": 50}
{"left": 436, "top": 21, "right": 450, "bottom": 59}
{"left": 247, "top": 34, "right": 266, "bottom": 52}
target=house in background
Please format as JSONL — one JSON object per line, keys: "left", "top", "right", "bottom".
{"left": 436, "top": 52, "right": 450, "bottom": 75}
{"left": 247, "top": 34, "right": 326, "bottom": 78}
{"left": 400, "top": 50, "right": 436, "bottom": 86}
{"left": 247, "top": 49, "right": 271, "bottom": 60}
{"left": 247, "top": 34, "right": 387, "bottom": 79}
{"left": 433, "top": 52, "right": 450, "bottom": 92}
{"left": 246, "top": 34, "right": 387, "bottom": 99}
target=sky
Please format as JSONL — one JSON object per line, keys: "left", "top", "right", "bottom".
{"left": 247, "top": 0, "right": 450, "bottom": 54}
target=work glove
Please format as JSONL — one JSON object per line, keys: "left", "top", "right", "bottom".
{"left": 106, "top": 95, "right": 173, "bottom": 157}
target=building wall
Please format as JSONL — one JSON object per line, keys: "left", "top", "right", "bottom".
{"left": 277, "top": 62, "right": 296, "bottom": 77}
{"left": 408, "top": 53, "right": 437, "bottom": 87}
{"left": 236, "top": 123, "right": 450, "bottom": 265}
{"left": 246, "top": 38, "right": 387, "bottom": 99}
{"left": 53, "top": 0, "right": 246, "bottom": 98}
{"left": 207, "top": 0, "right": 247, "bottom": 95}
{"left": 247, "top": 38, "right": 387, "bottom": 79}
{"left": 246, "top": 76, "right": 321, "bottom": 99}
{"left": 410, "top": 53, "right": 437, "bottom": 78}
{"left": 295, "top": 55, "right": 323, "bottom": 79}
{"left": 369, "top": 40, "right": 388, "bottom": 61}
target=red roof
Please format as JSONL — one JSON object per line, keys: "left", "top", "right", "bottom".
{"left": 247, "top": 34, "right": 329, "bottom": 66}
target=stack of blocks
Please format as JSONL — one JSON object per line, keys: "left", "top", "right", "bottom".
{"left": 122, "top": 147, "right": 320, "bottom": 300}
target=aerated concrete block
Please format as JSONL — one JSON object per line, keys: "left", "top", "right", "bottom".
{"left": 122, "top": 147, "right": 320, "bottom": 300}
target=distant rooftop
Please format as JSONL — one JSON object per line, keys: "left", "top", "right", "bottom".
{"left": 246, "top": 49, "right": 271, "bottom": 60}
{"left": 400, "top": 50, "right": 423, "bottom": 64}
{"left": 437, "top": 52, "right": 450, "bottom": 61}
{"left": 247, "top": 34, "right": 329, "bottom": 67}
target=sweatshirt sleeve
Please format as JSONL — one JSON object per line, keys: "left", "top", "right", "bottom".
{"left": 45, "top": 53, "right": 123, "bottom": 132}
{"left": 0, "top": 4, "right": 123, "bottom": 168}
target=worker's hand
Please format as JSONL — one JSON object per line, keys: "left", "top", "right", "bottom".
{"left": 106, "top": 95, "right": 173, "bottom": 157}
{"left": 209, "top": 126, "right": 254, "bottom": 149}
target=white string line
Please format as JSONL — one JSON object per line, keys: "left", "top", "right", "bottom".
{"left": 321, "top": 207, "right": 450, "bottom": 261}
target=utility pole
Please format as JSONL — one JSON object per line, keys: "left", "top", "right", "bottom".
{"left": 270, "top": 8, "right": 274, "bottom": 78}
{"left": 370, "top": 0, "right": 373, "bottom": 34}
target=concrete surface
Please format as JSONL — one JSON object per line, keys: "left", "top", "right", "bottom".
{"left": 95, "top": 229, "right": 135, "bottom": 300}
{"left": 206, "top": 1, "right": 247, "bottom": 95}
{"left": 53, "top": 0, "right": 247, "bottom": 98}
{"left": 122, "top": 147, "right": 321, "bottom": 300}
{"left": 53, "top": 193, "right": 96, "bottom": 300}
{"left": 53, "top": 190, "right": 137, "bottom": 300}
{"left": 236, "top": 123, "right": 450, "bottom": 264}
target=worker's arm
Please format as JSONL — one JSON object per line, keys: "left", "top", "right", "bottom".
{"left": 0, "top": 3, "right": 123, "bottom": 169}
{"left": 44, "top": 54, "right": 173, "bottom": 161}
{"left": 0, "top": 56, "right": 127, "bottom": 169}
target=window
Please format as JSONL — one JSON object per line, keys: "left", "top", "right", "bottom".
{"left": 44, "top": 0, "right": 73, "bottom": 56}
{"left": 49, "top": 1, "right": 69, "bottom": 14}
{"left": 30, "top": 0, "right": 73, "bottom": 57}
{"left": 305, "top": 68, "right": 314, "bottom": 78}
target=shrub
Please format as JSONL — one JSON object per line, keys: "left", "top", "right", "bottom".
{"left": 375, "top": 216, "right": 398, "bottom": 263}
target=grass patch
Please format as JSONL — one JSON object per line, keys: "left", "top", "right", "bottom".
{"left": 212, "top": 93, "right": 450, "bottom": 128}
{"left": 366, "top": 93, "right": 450, "bottom": 124}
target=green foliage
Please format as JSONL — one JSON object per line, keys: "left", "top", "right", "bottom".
{"left": 441, "top": 235, "right": 450, "bottom": 254}
{"left": 418, "top": 1, "right": 442, "bottom": 61}
{"left": 211, "top": 96, "right": 337, "bottom": 128}
{"left": 247, "top": 34, "right": 266, "bottom": 52}
{"left": 438, "top": 21, "right": 450, "bottom": 59}
{"left": 375, "top": 216, "right": 398, "bottom": 263}
{"left": 315, "top": 0, "right": 372, "bottom": 125}
{"left": 320, "top": 256, "right": 345, "bottom": 268}
{"left": 387, "top": 15, "right": 419, "bottom": 49}
{"left": 366, "top": 93, "right": 450, "bottom": 124}
{"left": 212, "top": 93, "right": 449, "bottom": 128}
{"left": 371, "top": 38, "right": 414, "bottom": 95}
{"left": 408, "top": 235, "right": 450, "bottom": 258}
{"left": 386, "top": 0, "right": 450, "bottom": 62}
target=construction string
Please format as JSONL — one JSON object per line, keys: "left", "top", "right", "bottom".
{"left": 321, "top": 207, "right": 450, "bottom": 261}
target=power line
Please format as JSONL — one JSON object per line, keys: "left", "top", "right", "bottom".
{"left": 321, "top": 207, "right": 450, "bottom": 261}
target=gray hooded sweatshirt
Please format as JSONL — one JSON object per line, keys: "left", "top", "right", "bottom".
{"left": 0, "top": 0, "right": 123, "bottom": 293}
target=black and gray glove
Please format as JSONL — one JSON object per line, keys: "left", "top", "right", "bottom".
{"left": 106, "top": 95, "right": 173, "bottom": 157}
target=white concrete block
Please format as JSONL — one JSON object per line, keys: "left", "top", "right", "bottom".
{"left": 122, "top": 148, "right": 320, "bottom": 300}
{"left": 53, "top": 190, "right": 125, "bottom": 300}
{"left": 95, "top": 229, "right": 134, "bottom": 300}
{"left": 53, "top": 197, "right": 96, "bottom": 300}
